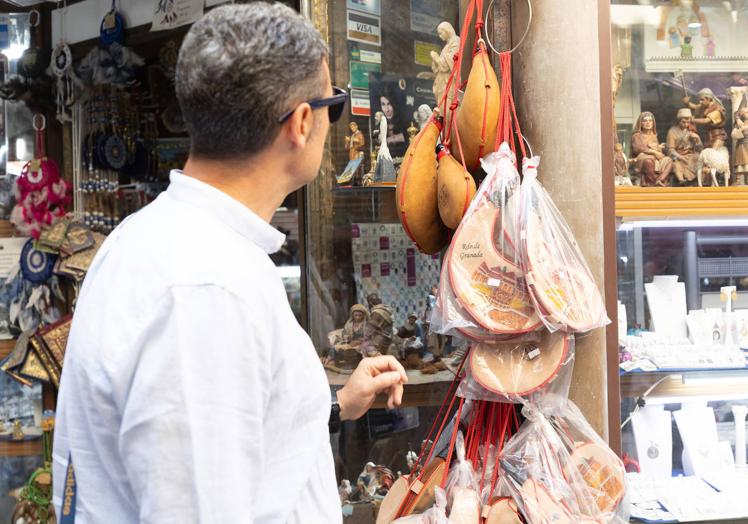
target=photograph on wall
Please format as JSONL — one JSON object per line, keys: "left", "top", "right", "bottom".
{"left": 368, "top": 73, "right": 437, "bottom": 165}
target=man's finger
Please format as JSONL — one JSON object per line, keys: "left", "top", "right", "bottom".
{"left": 371, "top": 370, "right": 405, "bottom": 392}
{"left": 366, "top": 355, "right": 408, "bottom": 382}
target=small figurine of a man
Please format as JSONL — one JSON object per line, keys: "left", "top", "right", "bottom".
{"left": 681, "top": 35, "right": 693, "bottom": 58}
{"left": 345, "top": 121, "right": 365, "bottom": 161}
{"left": 430, "top": 22, "right": 459, "bottom": 118}
{"left": 683, "top": 87, "right": 727, "bottom": 147}
{"left": 667, "top": 107, "right": 703, "bottom": 184}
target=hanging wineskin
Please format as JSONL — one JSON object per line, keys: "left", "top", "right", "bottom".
{"left": 396, "top": 113, "right": 449, "bottom": 255}
{"left": 436, "top": 144, "right": 476, "bottom": 230}
{"left": 455, "top": 40, "right": 500, "bottom": 172}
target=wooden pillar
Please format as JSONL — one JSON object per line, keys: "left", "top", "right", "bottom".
{"left": 511, "top": 0, "right": 619, "bottom": 445}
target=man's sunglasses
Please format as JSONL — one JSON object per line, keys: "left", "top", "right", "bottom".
{"left": 278, "top": 86, "right": 349, "bottom": 124}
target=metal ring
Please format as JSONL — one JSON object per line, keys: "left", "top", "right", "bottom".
{"left": 33, "top": 114, "right": 46, "bottom": 131}
{"left": 28, "top": 9, "right": 41, "bottom": 28}
{"left": 484, "top": 0, "right": 533, "bottom": 56}
{"left": 520, "top": 132, "right": 534, "bottom": 158}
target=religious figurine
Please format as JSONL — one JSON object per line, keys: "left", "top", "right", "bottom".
{"left": 733, "top": 106, "right": 748, "bottom": 185}
{"left": 373, "top": 112, "right": 396, "bottom": 183}
{"left": 337, "top": 121, "right": 365, "bottom": 185}
{"left": 430, "top": 22, "right": 460, "bottom": 120}
{"left": 406, "top": 121, "right": 418, "bottom": 144}
{"left": 414, "top": 104, "right": 432, "bottom": 130}
{"left": 342, "top": 304, "right": 368, "bottom": 345}
{"left": 397, "top": 313, "right": 424, "bottom": 353}
{"left": 345, "top": 121, "right": 365, "bottom": 161}
{"left": 613, "top": 143, "right": 628, "bottom": 178}
{"left": 696, "top": 135, "right": 730, "bottom": 187}
{"left": 683, "top": 88, "right": 727, "bottom": 147}
{"left": 360, "top": 304, "right": 394, "bottom": 357}
{"left": 631, "top": 112, "right": 673, "bottom": 187}
{"left": 366, "top": 292, "right": 382, "bottom": 309}
{"left": 356, "top": 463, "right": 395, "bottom": 499}
{"left": 667, "top": 108, "right": 703, "bottom": 185}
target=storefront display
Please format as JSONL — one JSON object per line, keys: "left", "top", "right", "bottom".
{"left": 612, "top": 2, "right": 748, "bottom": 522}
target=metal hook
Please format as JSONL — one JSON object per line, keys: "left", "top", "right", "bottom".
{"left": 33, "top": 114, "right": 46, "bottom": 131}
{"left": 484, "top": 0, "right": 533, "bottom": 56}
{"left": 519, "top": 132, "right": 534, "bottom": 158}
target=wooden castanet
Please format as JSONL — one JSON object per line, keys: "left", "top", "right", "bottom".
{"left": 470, "top": 330, "right": 569, "bottom": 397}
{"left": 455, "top": 41, "right": 500, "bottom": 172}
{"left": 376, "top": 476, "right": 410, "bottom": 524}
{"left": 437, "top": 145, "right": 476, "bottom": 230}
{"left": 396, "top": 115, "right": 449, "bottom": 254}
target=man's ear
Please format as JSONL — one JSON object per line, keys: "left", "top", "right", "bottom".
{"left": 284, "top": 103, "right": 314, "bottom": 148}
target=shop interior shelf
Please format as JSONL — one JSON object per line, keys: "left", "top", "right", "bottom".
{"left": 621, "top": 368, "right": 748, "bottom": 400}
{"left": 326, "top": 368, "right": 454, "bottom": 408}
{"left": 0, "top": 440, "right": 42, "bottom": 457}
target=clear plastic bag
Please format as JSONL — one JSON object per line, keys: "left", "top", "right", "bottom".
{"left": 499, "top": 402, "right": 629, "bottom": 524}
{"left": 457, "top": 332, "right": 575, "bottom": 405}
{"left": 519, "top": 156, "right": 610, "bottom": 333}
{"left": 445, "top": 432, "right": 481, "bottom": 524}
{"left": 392, "top": 487, "right": 449, "bottom": 524}
{"left": 444, "top": 143, "right": 542, "bottom": 336}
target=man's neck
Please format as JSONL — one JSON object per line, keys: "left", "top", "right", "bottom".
{"left": 181, "top": 154, "right": 289, "bottom": 223}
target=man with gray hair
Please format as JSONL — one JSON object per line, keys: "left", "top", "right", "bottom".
{"left": 52, "top": 3, "right": 407, "bottom": 523}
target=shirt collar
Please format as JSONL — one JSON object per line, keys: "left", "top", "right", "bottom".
{"left": 166, "top": 170, "right": 286, "bottom": 254}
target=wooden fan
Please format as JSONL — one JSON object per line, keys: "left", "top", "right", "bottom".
{"left": 449, "top": 201, "right": 540, "bottom": 335}
{"left": 522, "top": 199, "right": 605, "bottom": 332}
{"left": 396, "top": 115, "right": 449, "bottom": 254}
{"left": 470, "top": 330, "right": 569, "bottom": 396}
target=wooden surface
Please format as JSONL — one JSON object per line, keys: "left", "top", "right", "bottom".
{"left": 616, "top": 186, "right": 748, "bottom": 217}
{"left": 0, "top": 440, "right": 42, "bottom": 457}
{"left": 620, "top": 370, "right": 748, "bottom": 399}
{"left": 327, "top": 368, "right": 455, "bottom": 409}
{"left": 0, "top": 339, "right": 15, "bottom": 360}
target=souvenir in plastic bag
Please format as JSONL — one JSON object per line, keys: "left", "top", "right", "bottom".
{"left": 445, "top": 432, "right": 481, "bottom": 524}
{"left": 392, "top": 487, "right": 449, "bottom": 524}
{"left": 519, "top": 156, "right": 609, "bottom": 333}
{"left": 448, "top": 144, "right": 540, "bottom": 336}
{"left": 499, "top": 403, "right": 628, "bottom": 523}
{"left": 464, "top": 331, "right": 574, "bottom": 401}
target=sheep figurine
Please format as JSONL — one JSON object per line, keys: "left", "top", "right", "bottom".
{"left": 696, "top": 136, "right": 730, "bottom": 187}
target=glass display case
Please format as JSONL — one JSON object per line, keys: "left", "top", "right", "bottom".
{"left": 611, "top": 1, "right": 748, "bottom": 521}
{"left": 301, "top": 0, "right": 507, "bottom": 518}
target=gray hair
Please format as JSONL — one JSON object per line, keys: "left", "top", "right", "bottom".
{"left": 175, "top": 3, "right": 328, "bottom": 160}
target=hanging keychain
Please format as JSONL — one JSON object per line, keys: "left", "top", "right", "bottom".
{"left": 100, "top": 0, "right": 126, "bottom": 47}
{"left": 50, "top": 0, "right": 77, "bottom": 123}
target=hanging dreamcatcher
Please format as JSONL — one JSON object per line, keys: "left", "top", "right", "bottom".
{"left": 50, "top": 1, "right": 79, "bottom": 123}
{"left": 10, "top": 115, "right": 71, "bottom": 239}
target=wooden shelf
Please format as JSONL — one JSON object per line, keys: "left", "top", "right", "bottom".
{"left": 621, "top": 369, "right": 748, "bottom": 400}
{"left": 0, "top": 440, "right": 42, "bottom": 457}
{"left": 326, "top": 368, "right": 455, "bottom": 408}
{"left": 615, "top": 186, "right": 748, "bottom": 218}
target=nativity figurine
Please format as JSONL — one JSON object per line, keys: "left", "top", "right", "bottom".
{"left": 666, "top": 108, "right": 702, "bottom": 185}
{"left": 683, "top": 88, "right": 726, "bottom": 147}
{"left": 631, "top": 112, "right": 673, "bottom": 187}
{"left": 733, "top": 107, "right": 748, "bottom": 185}
{"left": 360, "top": 304, "right": 394, "bottom": 357}
{"left": 697, "top": 135, "right": 730, "bottom": 187}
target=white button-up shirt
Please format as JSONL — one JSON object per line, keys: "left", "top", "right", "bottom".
{"left": 53, "top": 172, "right": 341, "bottom": 523}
